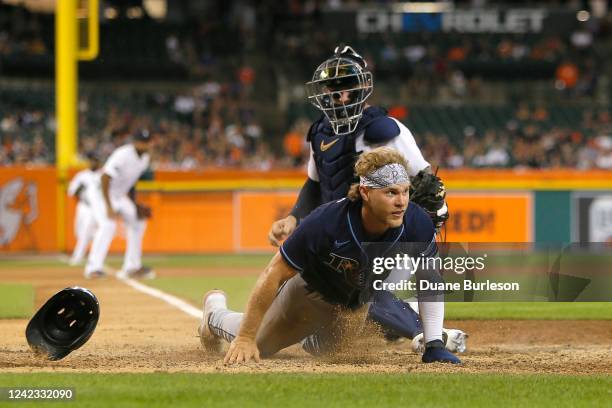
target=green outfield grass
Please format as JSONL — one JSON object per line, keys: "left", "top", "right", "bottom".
{"left": 149, "top": 276, "right": 612, "bottom": 319}
{"left": 0, "top": 254, "right": 272, "bottom": 270}
{"left": 107, "top": 253, "right": 272, "bottom": 269}
{"left": 0, "top": 373, "right": 609, "bottom": 408}
{"left": 0, "top": 284, "right": 34, "bottom": 319}
{"left": 149, "top": 276, "right": 258, "bottom": 311}
{"left": 444, "top": 302, "right": 612, "bottom": 320}
{"left": 2, "top": 254, "right": 611, "bottom": 320}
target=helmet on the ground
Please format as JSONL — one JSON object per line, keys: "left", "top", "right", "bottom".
{"left": 26, "top": 287, "right": 100, "bottom": 361}
{"left": 306, "top": 45, "right": 373, "bottom": 135}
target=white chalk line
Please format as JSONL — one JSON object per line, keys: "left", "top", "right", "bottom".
{"left": 106, "top": 264, "right": 202, "bottom": 320}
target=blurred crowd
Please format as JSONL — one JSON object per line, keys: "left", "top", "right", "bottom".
{"left": 0, "top": 1, "right": 610, "bottom": 170}
{"left": 416, "top": 106, "right": 612, "bottom": 170}
{"left": 77, "top": 78, "right": 278, "bottom": 170}
{"left": 2, "top": 93, "right": 611, "bottom": 170}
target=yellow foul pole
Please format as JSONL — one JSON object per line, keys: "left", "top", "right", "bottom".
{"left": 55, "top": 0, "right": 78, "bottom": 252}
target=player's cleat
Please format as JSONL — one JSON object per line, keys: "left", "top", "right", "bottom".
{"left": 198, "top": 290, "right": 227, "bottom": 353}
{"left": 411, "top": 328, "right": 468, "bottom": 354}
{"left": 68, "top": 259, "right": 82, "bottom": 266}
{"left": 443, "top": 328, "right": 468, "bottom": 353}
{"left": 85, "top": 270, "right": 107, "bottom": 279}
{"left": 117, "top": 266, "right": 155, "bottom": 280}
{"left": 422, "top": 340, "right": 462, "bottom": 364}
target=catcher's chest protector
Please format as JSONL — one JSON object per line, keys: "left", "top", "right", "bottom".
{"left": 310, "top": 120, "right": 359, "bottom": 203}
{"left": 309, "top": 108, "right": 389, "bottom": 203}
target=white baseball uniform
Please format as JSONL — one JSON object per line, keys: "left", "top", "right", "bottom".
{"left": 67, "top": 168, "right": 99, "bottom": 265}
{"left": 84, "top": 144, "right": 150, "bottom": 276}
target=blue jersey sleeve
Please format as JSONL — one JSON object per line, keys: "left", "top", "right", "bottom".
{"left": 409, "top": 203, "right": 438, "bottom": 257}
{"left": 280, "top": 206, "right": 325, "bottom": 271}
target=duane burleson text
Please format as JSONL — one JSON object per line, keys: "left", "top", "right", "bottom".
{"left": 372, "top": 280, "right": 520, "bottom": 291}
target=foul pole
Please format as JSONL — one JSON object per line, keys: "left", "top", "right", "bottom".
{"left": 55, "top": 0, "right": 98, "bottom": 251}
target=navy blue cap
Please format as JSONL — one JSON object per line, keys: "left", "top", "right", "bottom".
{"left": 134, "top": 129, "right": 152, "bottom": 142}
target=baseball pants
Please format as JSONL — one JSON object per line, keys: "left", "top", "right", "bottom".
{"left": 70, "top": 201, "right": 97, "bottom": 264}
{"left": 85, "top": 189, "right": 147, "bottom": 275}
{"left": 208, "top": 275, "right": 369, "bottom": 357}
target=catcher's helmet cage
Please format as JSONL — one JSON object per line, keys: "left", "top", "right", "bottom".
{"left": 306, "top": 45, "right": 373, "bottom": 136}
{"left": 26, "top": 287, "right": 99, "bottom": 361}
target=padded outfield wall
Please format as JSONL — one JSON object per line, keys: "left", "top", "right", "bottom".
{"left": 0, "top": 167, "right": 610, "bottom": 253}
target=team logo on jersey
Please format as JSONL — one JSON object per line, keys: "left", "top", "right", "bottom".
{"left": 320, "top": 138, "right": 339, "bottom": 152}
{"left": 325, "top": 253, "right": 364, "bottom": 287}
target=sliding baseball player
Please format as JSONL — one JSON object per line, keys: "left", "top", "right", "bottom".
{"left": 199, "top": 147, "right": 461, "bottom": 365}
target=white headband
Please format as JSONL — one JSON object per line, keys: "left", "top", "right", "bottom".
{"left": 359, "top": 163, "right": 410, "bottom": 188}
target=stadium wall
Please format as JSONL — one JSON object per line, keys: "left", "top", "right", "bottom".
{"left": 0, "top": 167, "right": 610, "bottom": 253}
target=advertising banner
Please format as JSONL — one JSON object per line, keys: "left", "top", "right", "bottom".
{"left": 0, "top": 167, "right": 56, "bottom": 252}
{"left": 445, "top": 193, "right": 533, "bottom": 242}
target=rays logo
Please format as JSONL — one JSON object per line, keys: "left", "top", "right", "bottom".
{"left": 325, "top": 253, "right": 364, "bottom": 287}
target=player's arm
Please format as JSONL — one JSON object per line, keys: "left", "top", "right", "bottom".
{"left": 67, "top": 173, "right": 83, "bottom": 199}
{"left": 100, "top": 173, "right": 115, "bottom": 218}
{"left": 224, "top": 252, "right": 297, "bottom": 364}
{"left": 128, "top": 186, "right": 136, "bottom": 203}
{"left": 268, "top": 149, "right": 322, "bottom": 246}
{"left": 70, "top": 185, "right": 84, "bottom": 201}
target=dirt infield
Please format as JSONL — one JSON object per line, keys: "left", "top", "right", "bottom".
{"left": 1, "top": 265, "right": 610, "bottom": 375}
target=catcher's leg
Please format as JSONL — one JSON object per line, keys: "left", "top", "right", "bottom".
{"left": 207, "top": 275, "right": 336, "bottom": 357}
{"left": 367, "top": 291, "right": 467, "bottom": 353}
{"left": 368, "top": 290, "right": 423, "bottom": 340}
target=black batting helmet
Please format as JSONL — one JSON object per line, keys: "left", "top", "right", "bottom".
{"left": 26, "top": 287, "right": 100, "bottom": 361}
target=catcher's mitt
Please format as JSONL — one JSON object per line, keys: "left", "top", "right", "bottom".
{"left": 409, "top": 170, "right": 449, "bottom": 229}
{"left": 136, "top": 203, "right": 152, "bottom": 219}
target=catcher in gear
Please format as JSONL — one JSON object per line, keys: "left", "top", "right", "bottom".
{"left": 267, "top": 45, "right": 466, "bottom": 357}
{"left": 26, "top": 287, "right": 99, "bottom": 361}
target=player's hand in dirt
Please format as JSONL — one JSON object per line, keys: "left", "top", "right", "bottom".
{"left": 224, "top": 336, "right": 260, "bottom": 365}
{"left": 268, "top": 215, "right": 297, "bottom": 247}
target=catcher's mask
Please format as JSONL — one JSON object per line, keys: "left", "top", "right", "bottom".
{"left": 26, "top": 287, "right": 99, "bottom": 361}
{"left": 306, "top": 45, "right": 373, "bottom": 136}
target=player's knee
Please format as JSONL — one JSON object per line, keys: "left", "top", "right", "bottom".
{"left": 135, "top": 219, "right": 147, "bottom": 232}
{"left": 98, "top": 219, "right": 116, "bottom": 234}
{"left": 256, "top": 342, "right": 280, "bottom": 358}
{"left": 255, "top": 335, "right": 286, "bottom": 358}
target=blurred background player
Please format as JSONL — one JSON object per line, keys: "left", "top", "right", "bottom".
{"left": 67, "top": 152, "right": 101, "bottom": 266}
{"left": 268, "top": 45, "right": 465, "bottom": 353}
{"left": 84, "top": 129, "right": 154, "bottom": 279}
{"left": 200, "top": 147, "right": 460, "bottom": 365}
